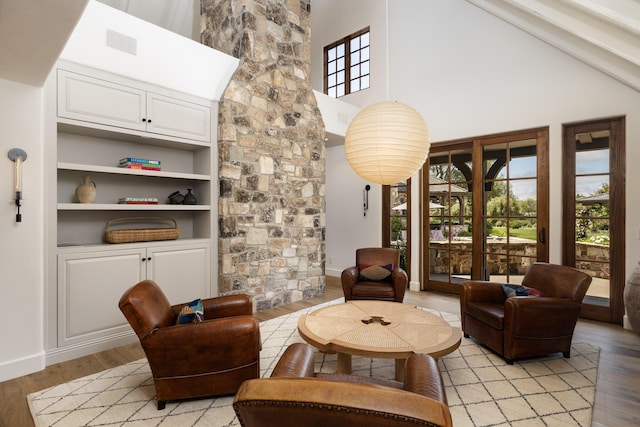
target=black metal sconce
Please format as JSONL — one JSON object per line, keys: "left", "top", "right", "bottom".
{"left": 8, "top": 148, "right": 27, "bottom": 222}
{"left": 363, "top": 184, "right": 370, "bottom": 216}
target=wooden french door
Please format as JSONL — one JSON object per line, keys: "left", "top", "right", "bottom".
{"left": 383, "top": 179, "right": 411, "bottom": 280}
{"left": 422, "top": 128, "right": 549, "bottom": 294}
{"left": 562, "top": 117, "right": 625, "bottom": 324}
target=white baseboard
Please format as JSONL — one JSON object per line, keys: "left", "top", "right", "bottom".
{"left": 409, "top": 280, "right": 421, "bottom": 292}
{"left": 623, "top": 314, "right": 633, "bottom": 331}
{"left": 325, "top": 268, "right": 342, "bottom": 278}
{"left": 0, "top": 351, "right": 46, "bottom": 383}
{"left": 46, "top": 331, "right": 138, "bottom": 366}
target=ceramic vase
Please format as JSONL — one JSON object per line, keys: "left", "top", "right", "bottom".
{"left": 183, "top": 188, "right": 197, "bottom": 205}
{"left": 75, "top": 175, "right": 97, "bottom": 203}
{"left": 624, "top": 262, "right": 640, "bottom": 334}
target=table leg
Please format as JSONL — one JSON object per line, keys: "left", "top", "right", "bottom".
{"left": 337, "top": 352, "right": 352, "bottom": 374}
{"left": 395, "top": 358, "right": 406, "bottom": 381}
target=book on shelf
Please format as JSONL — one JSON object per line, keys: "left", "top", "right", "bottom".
{"left": 119, "top": 157, "right": 161, "bottom": 165}
{"left": 118, "top": 197, "right": 159, "bottom": 205}
{"left": 118, "top": 157, "right": 161, "bottom": 171}
{"left": 119, "top": 163, "right": 162, "bottom": 171}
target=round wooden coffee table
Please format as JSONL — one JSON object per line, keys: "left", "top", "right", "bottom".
{"left": 297, "top": 300, "right": 461, "bottom": 381}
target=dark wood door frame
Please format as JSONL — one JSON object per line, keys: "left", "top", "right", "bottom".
{"left": 562, "top": 116, "right": 625, "bottom": 324}
{"left": 422, "top": 127, "right": 549, "bottom": 293}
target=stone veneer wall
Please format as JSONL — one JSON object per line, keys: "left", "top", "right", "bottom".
{"left": 200, "top": 0, "right": 326, "bottom": 310}
{"left": 430, "top": 241, "right": 610, "bottom": 279}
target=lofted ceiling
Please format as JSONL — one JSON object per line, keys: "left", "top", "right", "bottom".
{"left": 1, "top": 0, "right": 639, "bottom": 93}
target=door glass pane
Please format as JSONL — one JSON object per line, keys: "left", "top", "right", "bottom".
{"left": 486, "top": 143, "right": 508, "bottom": 179}
{"left": 574, "top": 129, "right": 610, "bottom": 306}
{"left": 509, "top": 138, "right": 537, "bottom": 178}
{"left": 484, "top": 138, "right": 538, "bottom": 283}
{"left": 428, "top": 148, "right": 472, "bottom": 286}
{"left": 509, "top": 179, "right": 537, "bottom": 216}
{"left": 390, "top": 181, "right": 408, "bottom": 271}
{"left": 576, "top": 132, "right": 609, "bottom": 174}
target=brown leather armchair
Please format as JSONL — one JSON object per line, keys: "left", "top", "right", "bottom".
{"left": 341, "top": 247, "right": 408, "bottom": 302}
{"left": 461, "top": 262, "right": 592, "bottom": 364}
{"left": 233, "top": 343, "right": 452, "bottom": 427}
{"left": 119, "top": 280, "right": 261, "bottom": 409}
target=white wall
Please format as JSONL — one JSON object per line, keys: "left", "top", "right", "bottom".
{"left": 0, "top": 79, "right": 45, "bottom": 381}
{"left": 316, "top": 0, "right": 640, "bottom": 290}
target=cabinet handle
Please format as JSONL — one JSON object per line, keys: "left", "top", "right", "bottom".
{"left": 147, "top": 257, "right": 152, "bottom": 261}
{"left": 147, "top": 119, "right": 152, "bottom": 123}
{"left": 142, "top": 118, "right": 146, "bottom": 122}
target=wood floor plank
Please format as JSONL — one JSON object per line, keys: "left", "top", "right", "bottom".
{"left": 2, "top": 276, "right": 639, "bottom": 427}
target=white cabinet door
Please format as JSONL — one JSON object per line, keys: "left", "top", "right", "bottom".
{"left": 57, "top": 242, "right": 210, "bottom": 348}
{"left": 57, "top": 248, "right": 146, "bottom": 347}
{"left": 147, "top": 243, "right": 211, "bottom": 304}
{"left": 57, "top": 70, "right": 145, "bottom": 131}
{"left": 58, "top": 69, "right": 211, "bottom": 142}
{"left": 146, "top": 93, "right": 211, "bottom": 142}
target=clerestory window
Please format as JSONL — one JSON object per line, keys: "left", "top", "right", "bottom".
{"left": 324, "top": 27, "right": 370, "bottom": 98}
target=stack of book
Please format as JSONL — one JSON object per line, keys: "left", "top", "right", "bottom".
{"left": 118, "top": 197, "right": 159, "bottom": 205}
{"left": 118, "top": 157, "right": 161, "bottom": 171}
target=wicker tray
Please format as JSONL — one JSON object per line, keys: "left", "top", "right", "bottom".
{"left": 105, "top": 217, "right": 179, "bottom": 243}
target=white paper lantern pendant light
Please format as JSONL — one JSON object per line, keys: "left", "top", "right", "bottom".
{"left": 344, "top": 101, "right": 430, "bottom": 185}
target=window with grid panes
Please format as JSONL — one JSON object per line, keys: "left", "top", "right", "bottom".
{"left": 324, "top": 28, "right": 370, "bottom": 98}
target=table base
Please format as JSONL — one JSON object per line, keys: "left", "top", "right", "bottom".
{"left": 337, "top": 352, "right": 406, "bottom": 381}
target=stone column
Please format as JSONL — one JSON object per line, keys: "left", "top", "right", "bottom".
{"left": 201, "top": 0, "right": 326, "bottom": 310}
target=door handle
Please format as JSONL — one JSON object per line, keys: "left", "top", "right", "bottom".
{"left": 539, "top": 227, "right": 546, "bottom": 244}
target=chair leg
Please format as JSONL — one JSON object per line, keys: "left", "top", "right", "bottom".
{"left": 563, "top": 351, "right": 571, "bottom": 358}
{"left": 505, "top": 358, "right": 514, "bottom": 365}
{"left": 464, "top": 333, "right": 469, "bottom": 338}
{"left": 157, "top": 400, "right": 166, "bottom": 410}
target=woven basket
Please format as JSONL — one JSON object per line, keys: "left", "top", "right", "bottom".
{"left": 105, "top": 217, "right": 179, "bottom": 244}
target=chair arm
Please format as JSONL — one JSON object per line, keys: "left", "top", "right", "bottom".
{"left": 392, "top": 267, "right": 408, "bottom": 302}
{"left": 270, "top": 343, "right": 315, "bottom": 378}
{"left": 461, "top": 281, "right": 506, "bottom": 304}
{"left": 141, "top": 315, "right": 260, "bottom": 377}
{"left": 341, "top": 266, "right": 359, "bottom": 300}
{"left": 504, "top": 297, "right": 582, "bottom": 337}
{"left": 404, "top": 353, "right": 448, "bottom": 405}
{"left": 170, "top": 294, "right": 253, "bottom": 320}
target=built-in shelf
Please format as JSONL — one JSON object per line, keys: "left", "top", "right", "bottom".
{"left": 57, "top": 203, "right": 211, "bottom": 211}
{"left": 58, "top": 162, "right": 211, "bottom": 181}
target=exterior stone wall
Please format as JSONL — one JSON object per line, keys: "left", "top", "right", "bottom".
{"left": 201, "top": 0, "right": 326, "bottom": 310}
{"left": 430, "top": 241, "right": 610, "bottom": 279}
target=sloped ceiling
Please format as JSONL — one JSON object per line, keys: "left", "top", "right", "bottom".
{"left": 467, "top": 0, "right": 640, "bottom": 92}
{"left": 0, "top": 0, "right": 88, "bottom": 86}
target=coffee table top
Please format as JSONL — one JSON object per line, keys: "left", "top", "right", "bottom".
{"left": 298, "top": 300, "right": 461, "bottom": 359}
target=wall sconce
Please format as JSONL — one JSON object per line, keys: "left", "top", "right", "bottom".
{"left": 363, "top": 184, "right": 370, "bottom": 216}
{"left": 8, "top": 148, "right": 27, "bottom": 223}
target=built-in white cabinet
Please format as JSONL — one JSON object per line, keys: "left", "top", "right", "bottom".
{"left": 45, "top": 61, "right": 218, "bottom": 364}
{"left": 58, "top": 69, "right": 211, "bottom": 142}
{"left": 57, "top": 241, "right": 210, "bottom": 348}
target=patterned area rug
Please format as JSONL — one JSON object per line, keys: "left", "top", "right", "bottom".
{"left": 28, "top": 300, "right": 599, "bottom": 426}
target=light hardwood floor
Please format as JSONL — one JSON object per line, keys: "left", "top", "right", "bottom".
{"left": 2, "top": 277, "right": 638, "bottom": 427}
